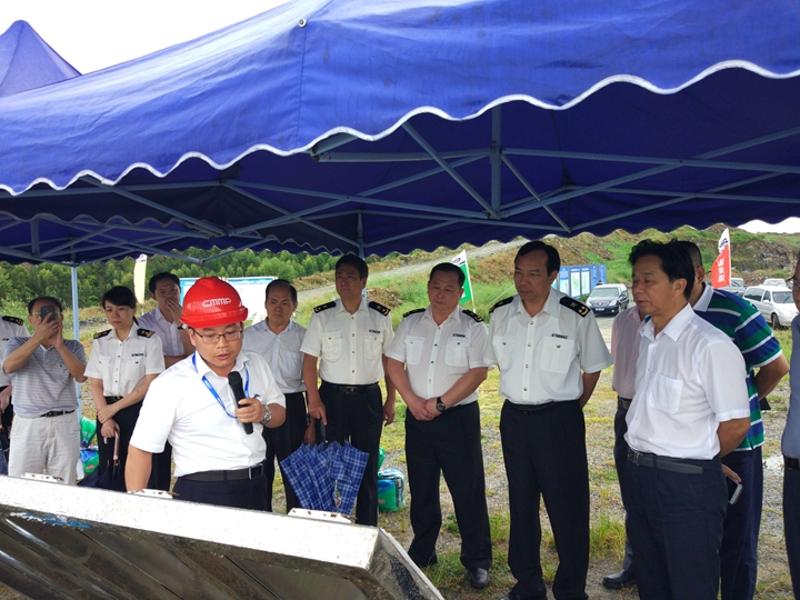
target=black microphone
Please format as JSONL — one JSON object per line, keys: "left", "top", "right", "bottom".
{"left": 227, "top": 371, "right": 253, "bottom": 435}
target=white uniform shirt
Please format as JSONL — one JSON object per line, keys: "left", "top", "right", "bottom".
{"left": 301, "top": 299, "right": 393, "bottom": 385}
{"left": 84, "top": 328, "right": 165, "bottom": 396}
{"left": 243, "top": 320, "right": 306, "bottom": 393}
{"left": 0, "top": 316, "right": 28, "bottom": 387}
{"left": 611, "top": 306, "right": 644, "bottom": 400}
{"left": 137, "top": 308, "right": 185, "bottom": 356}
{"left": 386, "top": 306, "right": 490, "bottom": 406}
{"left": 625, "top": 303, "right": 750, "bottom": 460}
{"left": 485, "top": 290, "right": 612, "bottom": 404}
{"left": 130, "top": 351, "right": 286, "bottom": 476}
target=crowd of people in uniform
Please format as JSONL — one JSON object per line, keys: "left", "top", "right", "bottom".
{"left": 1, "top": 240, "right": 799, "bottom": 600}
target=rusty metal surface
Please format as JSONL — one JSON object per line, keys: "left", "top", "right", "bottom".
{"left": 0, "top": 476, "right": 442, "bottom": 600}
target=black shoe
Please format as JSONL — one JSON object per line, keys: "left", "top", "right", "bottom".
{"left": 411, "top": 553, "right": 437, "bottom": 568}
{"left": 467, "top": 567, "right": 489, "bottom": 590}
{"left": 602, "top": 568, "right": 636, "bottom": 589}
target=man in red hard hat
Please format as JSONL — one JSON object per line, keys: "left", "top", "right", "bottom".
{"left": 126, "top": 277, "right": 286, "bottom": 510}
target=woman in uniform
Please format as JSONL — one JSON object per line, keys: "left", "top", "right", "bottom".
{"left": 85, "top": 286, "right": 164, "bottom": 489}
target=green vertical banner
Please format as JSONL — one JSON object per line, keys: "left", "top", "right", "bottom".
{"left": 451, "top": 250, "right": 474, "bottom": 305}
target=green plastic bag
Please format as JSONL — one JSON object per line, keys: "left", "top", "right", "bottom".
{"left": 80, "top": 416, "right": 97, "bottom": 446}
{"left": 377, "top": 447, "right": 385, "bottom": 471}
{"left": 377, "top": 467, "right": 405, "bottom": 512}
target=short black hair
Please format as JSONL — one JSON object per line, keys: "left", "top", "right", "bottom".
{"left": 676, "top": 240, "right": 703, "bottom": 270}
{"left": 335, "top": 254, "right": 368, "bottom": 280}
{"left": 429, "top": 262, "right": 465, "bottom": 287}
{"left": 265, "top": 278, "right": 298, "bottom": 304}
{"left": 101, "top": 286, "right": 137, "bottom": 309}
{"left": 148, "top": 272, "right": 180, "bottom": 294}
{"left": 629, "top": 239, "right": 695, "bottom": 300}
{"left": 27, "top": 296, "right": 63, "bottom": 315}
{"left": 515, "top": 240, "right": 561, "bottom": 275}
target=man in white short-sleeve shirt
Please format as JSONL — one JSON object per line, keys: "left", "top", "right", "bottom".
{"left": 127, "top": 277, "right": 286, "bottom": 511}
{"left": 386, "top": 263, "right": 492, "bottom": 590}
{"left": 486, "top": 241, "right": 611, "bottom": 600}
{"left": 623, "top": 239, "right": 750, "bottom": 600}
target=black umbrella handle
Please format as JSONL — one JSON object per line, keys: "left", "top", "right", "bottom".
{"left": 318, "top": 421, "right": 328, "bottom": 445}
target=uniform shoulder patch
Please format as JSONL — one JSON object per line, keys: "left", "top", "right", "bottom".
{"left": 403, "top": 308, "right": 425, "bottom": 319}
{"left": 462, "top": 309, "right": 483, "bottom": 322}
{"left": 94, "top": 329, "right": 112, "bottom": 339}
{"left": 137, "top": 328, "right": 155, "bottom": 338}
{"left": 313, "top": 301, "right": 336, "bottom": 313}
{"left": 490, "top": 296, "right": 514, "bottom": 314}
{"left": 369, "top": 300, "right": 390, "bottom": 316}
{"left": 1, "top": 316, "right": 23, "bottom": 326}
{"left": 560, "top": 296, "right": 590, "bottom": 317}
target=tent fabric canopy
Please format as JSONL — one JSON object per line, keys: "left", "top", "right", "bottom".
{"left": 1, "top": 0, "right": 799, "bottom": 264}
{"left": 0, "top": 20, "right": 79, "bottom": 98}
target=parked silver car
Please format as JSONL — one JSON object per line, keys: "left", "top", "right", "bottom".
{"left": 742, "top": 285, "right": 798, "bottom": 328}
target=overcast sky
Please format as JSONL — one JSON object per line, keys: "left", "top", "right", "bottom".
{"left": 2, "top": 2, "right": 795, "bottom": 234}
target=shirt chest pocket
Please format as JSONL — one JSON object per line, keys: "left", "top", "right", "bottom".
{"left": 366, "top": 331, "right": 383, "bottom": 358}
{"left": 492, "top": 336, "right": 512, "bottom": 368}
{"left": 539, "top": 337, "right": 576, "bottom": 374}
{"left": 404, "top": 336, "right": 425, "bottom": 366}
{"left": 646, "top": 373, "right": 683, "bottom": 414}
{"left": 445, "top": 337, "right": 469, "bottom": 367}
{"left": 322, "top": 332, "right": 344, "bottom": 361}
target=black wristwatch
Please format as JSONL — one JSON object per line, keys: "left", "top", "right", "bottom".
{"left": 435, "top": 396, "right": 447, "bottom": 413}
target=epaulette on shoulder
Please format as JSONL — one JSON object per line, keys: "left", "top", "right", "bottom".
{"left": 403, "top": 308, "right": 425, "bottom": 319}
{"left": 490, "top": 296, "right": 514, "bottom": 314}
{"left": 462, "top": 309, "right": 483, "bottom": 323}
{"left": 369, "top": 300, "right": 390, "bottom": 316}
{"left": 2, "top": 316, "right": 23, "bottom": 326}
{"left": 560, "top": 296, "right": 590, "bottom": 317}
{"left": 94, "top": 329, "right": 112, "bottom": 339}
{"left": 313, "top": 301, "right": 336, "bottom": 313}
{"left": 137, "top": 328, "right": 155, "bottom": 338}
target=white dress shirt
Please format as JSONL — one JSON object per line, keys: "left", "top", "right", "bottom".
{"left": 130, "top": 351, "right": 286, "bottom": 476}
{"left": 243, "top": 319, "right": 306, "bottom": 394}
{"left": 611, "top": 306, "right": 644, "bottom": 400}
{"left": 85, "top": 328, "right": 165, "bottom": 396}
{"left": 625, "top": 303, "right": 750, "bottom": 460}
{"left": 386, "top": 306, "right": 490, "bottom": 406}
{"left": 0, "top": 316, "right": 29, "bottom": 387}
{"left": 301, "top": 299, "right": 393, "bottom": 385}
{"left": 137, "top": 307, "right": 185, "bottom": 356}
{"left": 486, "top": 290, "right": 612, "bottom": 404}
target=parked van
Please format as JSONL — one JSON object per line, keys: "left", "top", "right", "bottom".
{"left": 742, "top": 285, "right": 798, "bottom": 329}
{"left": 586, "top": 283, "right": 629, "bottom": 316}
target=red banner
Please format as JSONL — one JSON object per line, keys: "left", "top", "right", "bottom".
{"left": 711, "top": 228, "right": 731, "bottom": 288}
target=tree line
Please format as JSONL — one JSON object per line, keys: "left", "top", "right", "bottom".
{"left": 0, "top": 248, "right": 340, "bottom": 309}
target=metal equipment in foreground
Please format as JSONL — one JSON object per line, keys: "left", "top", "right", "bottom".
{"left": 0, "top": 475, "right": 443, "bottom": 599}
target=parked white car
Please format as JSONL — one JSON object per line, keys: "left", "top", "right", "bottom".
{"left": 762, "top": 278, "right": 786, "bottom": 287}
{"left": 742, "top": 285, "right": 798, "bottom": 328}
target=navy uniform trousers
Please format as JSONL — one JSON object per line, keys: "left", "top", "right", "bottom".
{"left": 405, "top": 401, "right": 492, "bottom": 570}
{"left": 720, "top": 447, "right": 763, "bottom": 600}
{"left": 317, "top": 381, "right": 383, "bottom": 526}
{"left": 624, "top": 453, "right": 727, "bottom": 600}
{"left": 500, "top": 399, "right": 590, "bottom": 600}
{"left": 174, "top": 465, "right": 268, "bottom": 510}
{"left": 612, "top": 397, "right": 635, "bottom": 575}
{"left": 784, "top": 458, "right": 800, "bottom": 596}
{"left": 263, "top": 391, "right": 307, "bottom": 512}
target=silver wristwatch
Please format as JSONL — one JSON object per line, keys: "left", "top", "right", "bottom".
{"left": 261, "top": 403, "right": 272, "bottom": 426}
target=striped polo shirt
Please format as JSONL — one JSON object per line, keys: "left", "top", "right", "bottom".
{"left": 693, "top": 284, "right": 783, "bottom": 450}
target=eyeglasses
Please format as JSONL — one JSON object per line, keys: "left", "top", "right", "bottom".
{"left": 191, "top": 328, "right": 243, "bottom": 343}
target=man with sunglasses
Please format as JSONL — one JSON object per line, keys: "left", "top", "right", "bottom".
{"left": 126, "top": 277, "right": 286, "bottom": 510}
{"left": 2, "top": 296, "right": 86, "bottom": 484}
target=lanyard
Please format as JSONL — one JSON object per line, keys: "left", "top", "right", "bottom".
{"left": 192, "top": 353, "right": 250, "bottom": 419}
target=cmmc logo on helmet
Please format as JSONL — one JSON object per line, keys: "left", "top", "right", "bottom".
{"left": 181, "top": 277, "right": 248, "bottom": 328}
{"left": 201, "top": 297, "right": 232, "bottom": 308}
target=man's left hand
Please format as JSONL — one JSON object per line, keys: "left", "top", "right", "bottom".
{"left": 235, "top": 397, "right": 264, "bottom": 424}
{"left": 383, "top": 402, "right": 395, "bottom": 425}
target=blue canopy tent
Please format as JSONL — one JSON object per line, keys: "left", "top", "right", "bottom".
{"left": 0, "top": 0, "right": 799, "bottom": 265}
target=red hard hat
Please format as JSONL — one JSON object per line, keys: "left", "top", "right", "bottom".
{"left": 181, "top": 277, "right": 248, "bottom": 328}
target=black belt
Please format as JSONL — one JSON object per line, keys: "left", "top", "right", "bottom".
{"left": 180, "top": 462, "right": 266, "bottom": 482}
{"left": 40, "top": 409, "right": 75, "bottom": 418}
{"left": 627, "top": 449, "right": 709, "bottom": 475}
{"left": 504, "top": 399, "right": 575, "bottom": 413}
{"left": 786, "top": 457, "right": 800, "bottom": 471}
{"left": 104, "top": 396, "right": 123, "bottom": 404}
{"left": 322, "top": 382, "right": 379, "bottom": 394}
{"left": 618, "top": 397, "right": 632, "bottom": 410}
